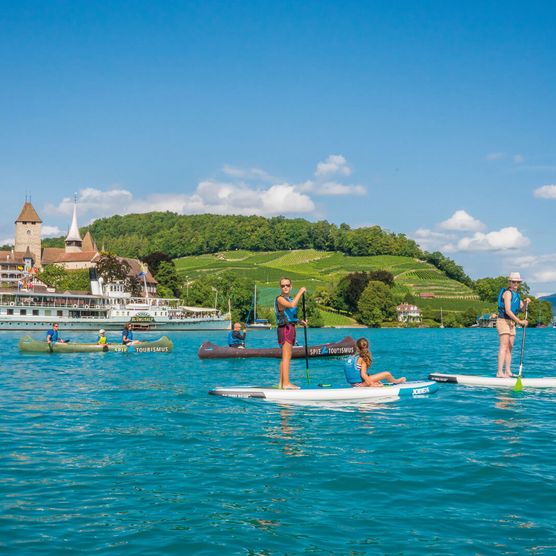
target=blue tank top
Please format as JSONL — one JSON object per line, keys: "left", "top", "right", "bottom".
{"left": 274, "top": 296, "right": 298, "bottom": 326}
{"left": 497, "top": 288, "right": 521, "bottom": 319}
{"left": 47, "top": 329, "right": 58, "bottom": 342}
{"left": 345, "top": 356, "right": 363, "bottom": 384}
{"left": 122, "top": 328, "right": 134, "bottom": 341}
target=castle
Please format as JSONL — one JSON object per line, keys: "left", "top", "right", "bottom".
{"left": 0, "top": 198, "right": 156, "bottom": 295}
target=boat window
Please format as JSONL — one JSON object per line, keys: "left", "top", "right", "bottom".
{"left": 57, "top": 310, "right": 63, "bottom": 317}
{"left": 32, "top": 310, "right": 39, "bottom": 316}
{"left": 20, "top": 309, "right": 27, "bottom": 315}
{"left": 7, "top": 309, "right": 13, "bottom": 315}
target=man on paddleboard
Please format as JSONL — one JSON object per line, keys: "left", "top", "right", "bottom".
{"left": 275, "top": 278, "right": 306, "bottom": 389}
{"left": 496, "top": 272, "right": 530, "bottom": 378}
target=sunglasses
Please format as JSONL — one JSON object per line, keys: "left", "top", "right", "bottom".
{"left": 280, "top": 283, "right": 291, "bottom": 288}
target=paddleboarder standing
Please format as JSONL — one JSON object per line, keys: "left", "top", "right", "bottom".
{"left": 275, "top": 278, "right": 306, "bottom": 389}
{"left": 496, "top": 272, "right": 530, "bottom": 378}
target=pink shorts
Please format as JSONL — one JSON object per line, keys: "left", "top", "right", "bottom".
{"left": 277, "top": 323, "right": 296, "bottom": 346}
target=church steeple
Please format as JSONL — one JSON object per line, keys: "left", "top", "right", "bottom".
{"left": 65, "top": 194, "right": 83, "bottom": 253}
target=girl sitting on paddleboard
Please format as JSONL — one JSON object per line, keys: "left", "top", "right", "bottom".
{"left": 345, "top": 338, "right": 406, "bottom": 387}
{"left": 275, "top": 278, "right": 307, "bottom": 389}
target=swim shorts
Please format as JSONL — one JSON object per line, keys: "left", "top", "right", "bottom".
{"left": 277, "top": 323, "right": 296, "bottom": 346}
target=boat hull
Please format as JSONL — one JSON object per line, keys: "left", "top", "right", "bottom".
{"left": 198, "top": 336, "right": 357, "bottom": 359}
{"left": 209, "top": 381, "right": 438, "bottom": 401}
{"left": 429, "top": 373, "right": 556, "bottom": 388}
{"left": 18, "top": 335, "right": 174, "bottom": 353}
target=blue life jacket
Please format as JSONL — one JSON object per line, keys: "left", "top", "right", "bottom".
{"left": 497, "top": 288, "right": 521, "bottom": 319}
{"left": 47, "top": 329, "right": 58, "bottom": 342}
{"left": 228, "top": 330, "right": 245, "bottom": 347}
{"left": 274, "top": 296, "right": 298, "bottom": 327}
{"left": 122, "top": 328, "right": 134, "bottom": 342}
{"left": 345, "top": 356, "right": 362, "bottom": 384}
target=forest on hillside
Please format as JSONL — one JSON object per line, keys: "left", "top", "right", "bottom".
{"left": 42, "top": 212, "right": 472, "bottom": 285}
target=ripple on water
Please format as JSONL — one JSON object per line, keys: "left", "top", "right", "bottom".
{"left": 1, "top": 328, "right": 556, "bottom": 554}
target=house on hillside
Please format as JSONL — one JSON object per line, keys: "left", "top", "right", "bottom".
{"left": 477, "top": 313, "right": 497, "bottom": 328}
{"left": 396, "top": 303, "right": 422, "bottom": 323}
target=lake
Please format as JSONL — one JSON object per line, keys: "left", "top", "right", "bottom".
{"left": 1, "top": 327, "right": 555, "bottom": 554}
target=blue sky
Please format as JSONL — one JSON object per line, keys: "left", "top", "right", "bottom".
{"left": 1, "top": 1, "right": 555, "bottom": 294}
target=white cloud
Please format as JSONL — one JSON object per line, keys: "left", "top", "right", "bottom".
{"left": 439, "top": 210, "right": 485, "bottom": 232}
{"left": 0, "top": 237, "right": 14, "bottom": 246}
{"left": 457, "top": 227, "right": 530, "bottom": 251}
{"left": 315, "top": 154, "right": 352, "bottom": 177}
{"left": 534, "top": 270, "right": 556, "bottom": 283}
{"left": 410, "top": 228, "right": 455, "bottom": 251}
{"left": 534, "top": 184, "right": 556, "bottom": 199}
{"left": 222, "top": 165, "right": 273, "bottom": 181}
{"left": 317, "top": 181, "right": 366, "bottom": 196}
{"left": 513, "top": 154, "right": 525, "bottom": 164}
{"left": 485, "top": 152, "right": 506, "bottom": 161}
{"left": 42, "top": 226, "right": 63, "bottom": 237}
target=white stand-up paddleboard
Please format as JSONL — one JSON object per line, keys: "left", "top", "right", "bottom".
{"left": 209, "top": 381, "right": 438, "bottom": 401}
{"left": 429, "top": 373, "right": 556, "bottom": 389}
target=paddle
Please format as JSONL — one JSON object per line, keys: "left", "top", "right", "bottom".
{"left": 301, "top": 293, "right": 310, "bottom": 384}
{"left": 514, "top": 302, "right": 529, "bottom": 392}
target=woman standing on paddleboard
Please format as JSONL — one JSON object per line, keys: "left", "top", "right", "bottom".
{"left": 496, "top": 272, "right": 530, "bottom": 378}
{"left": 275, "top": 278, "right": 306, "bottom": 389}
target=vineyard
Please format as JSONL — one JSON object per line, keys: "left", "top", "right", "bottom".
{"left": 175, "top": 250, "right": 487, "bottom": 317}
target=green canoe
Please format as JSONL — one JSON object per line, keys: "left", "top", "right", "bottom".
{"left": 18, "top": 335, "right": 173, "bottom": 353}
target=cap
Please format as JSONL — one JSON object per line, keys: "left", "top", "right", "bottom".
{"left": 99, "top": 329, "right": 106, "bottom": 334}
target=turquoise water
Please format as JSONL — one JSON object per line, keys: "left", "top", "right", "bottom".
{"left": 2, "top": 328, "right": 556, "bottom": 554}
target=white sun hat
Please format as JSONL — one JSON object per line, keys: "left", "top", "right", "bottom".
{"left": 508, "top": 272, "right": 522, "bottom": 282}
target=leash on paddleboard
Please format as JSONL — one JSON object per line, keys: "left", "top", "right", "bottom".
{"left": 514, "top": 302, "right": 529, "bottom": 392}
{"left": 302, "top": 293, "right": 310, "bottom": 384}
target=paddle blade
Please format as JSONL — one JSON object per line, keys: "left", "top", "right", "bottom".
{"left": 514, "top": 375, "right": 523, "bottom": 392}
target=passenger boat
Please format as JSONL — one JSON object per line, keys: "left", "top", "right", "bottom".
{"left": 198, "top": 336, "right": 357, "bottom": 359}
{"left": 19, "top": 335, "right": 173, "bottom": 353}
{"left": 0, "top": 289, "right": 230, "bottom": 331}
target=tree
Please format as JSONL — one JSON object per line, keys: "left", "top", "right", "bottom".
{"left": 155, "top": 261, "right": 181, "bottom": 297}
{"left": 39, "top": 265, "right": 90, "bottom": 291}
{"left": 141, "top": 252, "right": 173, "bottom": 275}
{"left": 96, "top": 253, "right": 130, "bottom": 284}
{"left": 357, "top": 281, "right": 396, "bottom": 327}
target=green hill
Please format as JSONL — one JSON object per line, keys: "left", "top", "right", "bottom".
{"left": 175, "top": 249, "right": 489, "bottom": 320}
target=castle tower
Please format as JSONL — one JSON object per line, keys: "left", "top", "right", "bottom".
{"left": 14, "top": 199, "right": 42, "bottom": 266}
{"left": 65, "top": 194, "right": 83, "bottom": 253}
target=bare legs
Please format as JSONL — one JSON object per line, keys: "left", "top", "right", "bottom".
{"left": 279, "top": 342, "right": 299, "bottom": 389}
{"left": 497, "top": 334, "right": 515, "bottom": 377}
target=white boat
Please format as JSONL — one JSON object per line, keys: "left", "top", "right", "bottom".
{"left": 0, "top": 289, "right": 231, "bottom": 331}
{"left": 209, "top": 381, "right": 438, "bottom": 401}
{"left": 429, "top": 373, "right": 556, "bottom": 388}
{"left": 246, "top": 284, "right": 271, "bottom": 329}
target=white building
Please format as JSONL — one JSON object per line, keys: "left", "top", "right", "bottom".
{"left": 396, "top": 303, "right": 422, "bottom": 323}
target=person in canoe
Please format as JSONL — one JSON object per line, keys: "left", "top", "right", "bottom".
{"left": 275, "top": 278, "right": 307, "bottom": 389}
{"left": 496, "top": 272, "right": 530, "bottom": 378}
{"left": 97, "top": 329, "right": 109, "bottom": 351}
{"left": 122, "top": 323, "right": 140, "bottom": 346}
{"left": 345, "top": 338, "right": 406, "bottom": 387}
{"left": 227, "top": 322, "right": 247, "bottom": 348}
{"left": 46, "top": 323, "right": 66, "bottom": 346}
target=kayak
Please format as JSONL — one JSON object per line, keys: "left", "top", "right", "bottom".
{"left": 198, "top": 336, "right": 357, "bottom": 359}
{"left": 18, "top": 335, "right": 173, "bottom": 353}
{"left": 429, "top": 373, "right": 556, "bottom": 388}
{"left": 209, "top": 380, "right": 438, "bottom": 401}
